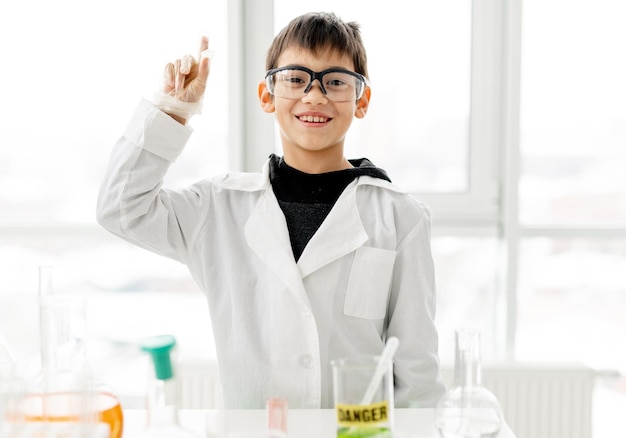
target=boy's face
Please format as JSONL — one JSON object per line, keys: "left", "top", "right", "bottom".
{"left": 258, "top": 46, "right": 370, "bottom": 172}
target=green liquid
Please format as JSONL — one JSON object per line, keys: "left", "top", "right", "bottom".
{"left": 337, "top": 427, "right": 391, "bottom": 438}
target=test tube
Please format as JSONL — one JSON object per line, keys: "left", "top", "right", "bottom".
{"left": 266, "top": 397, "right": 287, "bottom": 438}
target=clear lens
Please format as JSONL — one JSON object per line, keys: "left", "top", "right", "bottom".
{"left": 267, "top": 68, "right": 365, "bottom": 102}
{"left": 268, "top": 69, "right": 310, "bottom": 98}
{"left": 323, "top": 71, "right": 363, "bottom": 100}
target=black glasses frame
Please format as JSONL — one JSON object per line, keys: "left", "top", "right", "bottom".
{"left": 265, "top": 66, "right": 369, "bottom": 100}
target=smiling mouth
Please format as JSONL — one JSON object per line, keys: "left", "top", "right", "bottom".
{"left": 298, "top": 115, "right": 330, "bottom": 123}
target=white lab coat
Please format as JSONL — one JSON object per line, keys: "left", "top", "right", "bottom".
{"left": 97, "top": 99, "right": 446, "bottom": 409}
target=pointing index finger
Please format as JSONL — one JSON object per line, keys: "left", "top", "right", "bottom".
{"left": 197, "top": 35, "right": 212, "bottom": 84}
{"left": 198, "top": 36, "right": 209, "bottom": 58}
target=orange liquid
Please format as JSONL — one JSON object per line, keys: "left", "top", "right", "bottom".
{"left": 19, "top": 392, "right": 124, "bottom": 438}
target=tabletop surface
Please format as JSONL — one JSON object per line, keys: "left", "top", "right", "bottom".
{"left": 124, "top": 408, "right": 517, "bottom": 438}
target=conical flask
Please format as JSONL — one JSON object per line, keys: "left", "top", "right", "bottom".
{"left": 435, "top": 329, "right": 503, "bottom": 438}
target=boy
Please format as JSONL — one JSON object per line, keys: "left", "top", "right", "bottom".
{"left": 97, "top": 11, "right": 445, "bottom": 408}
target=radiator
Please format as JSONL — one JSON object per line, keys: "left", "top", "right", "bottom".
{"left": 441, "top": 363, "right": 596, "bottom": 438}
{"left": 178, "top": 360, "right": 596, "bottom": 438}
{"left": 178, "top": 358, "right": 224, "bottom": 409}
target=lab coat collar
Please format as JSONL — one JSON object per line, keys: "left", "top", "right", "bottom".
{"left": 218, "top": 161, "right": 272, "bottom": 192}
{"left": 220, "top": 158, "right": 407, "bottom": 194}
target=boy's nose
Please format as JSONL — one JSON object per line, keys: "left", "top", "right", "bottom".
{"left": 302, "top": 82, "right": 328, "bottom": 103}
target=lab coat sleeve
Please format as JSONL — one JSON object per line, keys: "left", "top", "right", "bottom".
{"left": 96, "top": 98, "right": 207, "bottom": 263}
{"left": 387, "top": 204, "right": 446, "bottom": 407}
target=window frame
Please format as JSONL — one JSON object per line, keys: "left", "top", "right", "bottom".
{"left": 236, "top": 0, "right": 505, "bottom": 227}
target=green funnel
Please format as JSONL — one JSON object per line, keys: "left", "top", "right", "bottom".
{"left": 140, "top": 334, "right": 177, "bottom": 380}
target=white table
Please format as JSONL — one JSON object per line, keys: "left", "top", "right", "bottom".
{"left": 124, "top": 408, "right": 517, "bottom": 437}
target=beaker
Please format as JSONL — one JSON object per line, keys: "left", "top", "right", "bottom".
{"left": 331, "top": 355, "right": 394, "bottom": 438}
{"left": 15, "top": 267, "right": 124, "bottom": 438}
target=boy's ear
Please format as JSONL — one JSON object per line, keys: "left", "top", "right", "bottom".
{"left": 258, "top": 80, "right": 275, "bottom": 113}
{"left": 355, "top": 86, "right": 371, "bottom": 119}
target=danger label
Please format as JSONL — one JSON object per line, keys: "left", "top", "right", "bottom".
{"left": 336, "top": 401, "right": 389, "bottom": 427}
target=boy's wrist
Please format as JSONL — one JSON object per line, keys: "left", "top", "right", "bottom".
{"left": 152, "top": 91, "right": 202, "bottom": 123}
{"left": 167, "top": 113, "right": 187, "bottom": 125}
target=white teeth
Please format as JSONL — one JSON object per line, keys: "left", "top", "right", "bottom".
{"left": 299, "top": 115, "right": 328, "bottom": 123}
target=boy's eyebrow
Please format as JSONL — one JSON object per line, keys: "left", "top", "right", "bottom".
{"left": 276, "top": 64, "right": 353, "bottom": 71}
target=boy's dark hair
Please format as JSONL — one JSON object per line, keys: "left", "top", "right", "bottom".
{"left": 265, "top": 11, "right": 368, "bottom": 78}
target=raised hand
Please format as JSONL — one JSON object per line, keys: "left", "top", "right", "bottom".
{"left": 154, "top": 36, "right": 212, "bottom": 123}
{"left": 162, "top": 36, "right": 211, "bottom": 103}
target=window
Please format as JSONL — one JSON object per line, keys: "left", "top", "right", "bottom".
{"left": 271, "top": 1, "right": 502, "bottom": 227}
{"left": 517, "top": 237, "right": 626, "bottom": 368}
{"left": 516, "top": 0, "right": 626, "bottom": 367}
{"left": 0, "top": 0, "right": 229, "bottom": 226}
{"left": 0, "top": 0, "right": 227, "bottom": 360}
{"left": 519, "top": 0, "right": 626, "bottom": 227}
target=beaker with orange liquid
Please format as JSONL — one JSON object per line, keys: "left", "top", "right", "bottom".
{"left": 9, "top": 266, "right": 125, "bottom": 438}
{"left": 16, "top": 390, "right": 123, "bottom": 438}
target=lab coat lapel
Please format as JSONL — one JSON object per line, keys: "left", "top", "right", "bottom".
{"left": 298, "top": 180, "right": 368, "bottom": 278}
{"left": 244, "top": 187, "right": 310, "bottom": 307}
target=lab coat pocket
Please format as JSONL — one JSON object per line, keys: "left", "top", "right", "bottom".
{"left": 344, "top": 246, "right": 397, "bottom": 319}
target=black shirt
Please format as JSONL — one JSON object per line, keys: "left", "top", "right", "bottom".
{"left": 268, "top": 154, "right": 390, "bottom": 261}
